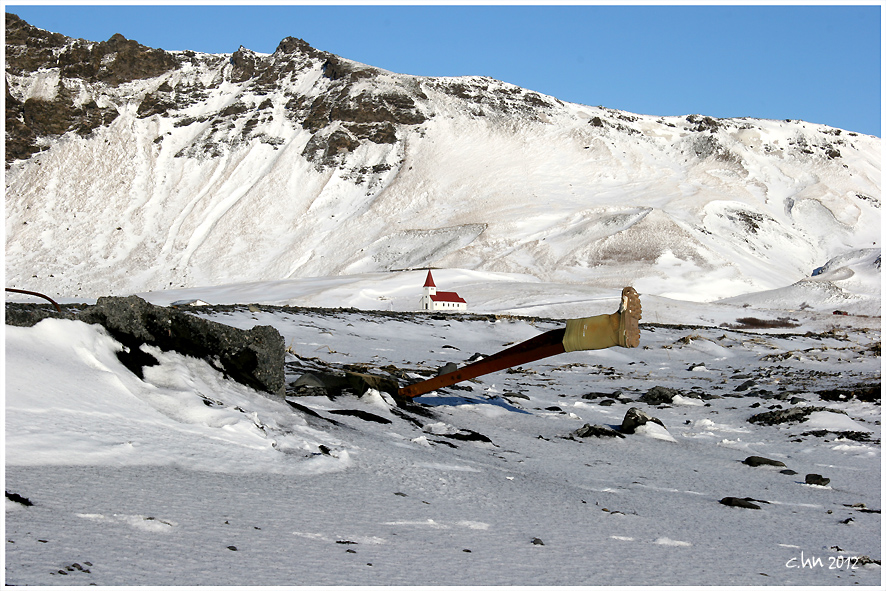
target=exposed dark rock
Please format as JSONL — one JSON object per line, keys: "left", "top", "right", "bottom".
{"left": 641, "top": 386, "right": 679, "bottom": 405}
{"left": 531, "top": 537, "right": 545, "bottom": 546}
{"left": 343, "top": 371, "right": 400, "bottom": 397}
{"left": 328, "top": 408, "right": 392, "bottom": 424}
{"left": 735, "top": 380, "right": 757, "bottom": 392}
{"left": 719, "top": 497, "right": 762, "bottom": 510}
{"left": 805, "top": 474, "right": 831, "bottom": 487}
{"left": 76, "top": 295, "right": 285, "bottom": 396}
{"left": 799, "top": 429, "right": 878, "bottom": 443}
{"left": 816, "top": 384, "right": 880, "bottom": 404}
{"left": 6, "top": 14, "right": 180, "bottom": 163}
{"left": 742, "top": 456, "right": 787, "bottom": 468}
{"left": 284, "top": 367, "right": 401, "bottom": 399}
{"left": 289, "top": 372, "right": 350, "bottom": 396}
{"left": 5, "top": 491, "right": 33, "bottom": 506}
{"left": 437, "top": 429, "right": 494, "bottom": 445}
{"left": 274, "top": 36, "right": 322, "bottom": 58}
{"left": 437, "top": 362, "right": 458, "bottom": 376}
{"left": 582, "top": 391, "right": 617, "bottom": 400}
{"left": 4, "top": 302, "right": 86, "bottom": 326}
{"left": 620, "top": 407, "right": 665, "bottom": 434}
{"left": 780, "top": 469, "right": 799, "bottom": 475}
{"left": 747, "top": 406, "right": 847, "bottom": 426}
{"left": 230, "top": 46, "right": 258, "bottom": 83}
{"left": 284, "top": 400, "right": 342, "bottom": 426}
{"left": 571, "top": 423, "right": 625, "bottom": 439}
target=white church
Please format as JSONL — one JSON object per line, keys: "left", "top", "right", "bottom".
{"left": 420, "top": 270, "right": 467, "bottom": 312}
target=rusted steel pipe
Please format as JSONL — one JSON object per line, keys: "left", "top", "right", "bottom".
{"left": 5, "top": 288, "right": 62, "bottom": 313}
{"left": 397, "top": 328, "right": 568, "bottom": 398}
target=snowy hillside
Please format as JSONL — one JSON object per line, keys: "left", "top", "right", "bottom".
{"left": 4, "top": 13, "right": 881, "bottom": 307}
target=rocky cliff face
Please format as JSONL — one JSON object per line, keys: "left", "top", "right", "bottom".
{"left": 4, "top": 13, "right": 881, "bottom": 302}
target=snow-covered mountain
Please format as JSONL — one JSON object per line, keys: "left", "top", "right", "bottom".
{"left": 4, "top": 13, "right": 881, "bottom": 309}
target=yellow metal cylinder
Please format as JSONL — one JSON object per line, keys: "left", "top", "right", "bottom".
{"left": 562, "top": 314, "right": 619, "bottom": 352}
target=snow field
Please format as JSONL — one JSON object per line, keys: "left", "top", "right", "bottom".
{"left": 5, "top": 300, "right": 881, "bottom": 585}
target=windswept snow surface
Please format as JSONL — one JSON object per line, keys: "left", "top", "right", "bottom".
{"left": 4, "top": 277, "right": 881, "bottom": 586}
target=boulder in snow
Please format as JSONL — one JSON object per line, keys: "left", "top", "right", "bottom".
{"left": 78, "top": 295, "right": 285, "bottom": 396}
{"left": 620, "top": 407, "right": 666, "bottom": 434}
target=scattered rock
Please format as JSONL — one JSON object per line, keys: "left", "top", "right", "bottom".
{"left": 799, "top": 430, "right": 878, "bottom": 443}
{"left": 582, "top": 391, "right": 616, "bottom": 400}
{"left": 742, "top": 456, "right": 787, "bottom": 468}
{"left": 329, "top": 408, "right": 392, "bottom": 424}
{"left": 571, "top": 423, "right": 626, "bottom": 439}
{"left": 290, "top": 372, "right": 346, "bottom": 395}
{"left": 805, "top": 474, "right": 830, "bottom": 487}
{"left": 621, "top": 407, "right": 665, "bottom": 434}
{"left": 747, "top": 406, "right": 847, "bottom": 426}
{"left": 5, "top": 491, "right": 33, "bottom": 506}
{"left": 227, "top": 545, "right": 238, "bottom": 551}
{"left": 437, "top": 362, "right": 458, "bottom": 375}
{"left": 284, "top": 400, "right": 342, "bottom": 426}
{"left": 289, "top": 370, "right": 399, "bottom": 398}
{"left": 816, "top": 383, "right": 880, "bottom": 404}
{"left": 735, "top": 380, "right": 756, "bottom": 392}
{"left": 437, "top": 429, "right": 494, "bottom": 445}
{"left": 719, "top": 497, "right": 762, "bottom": 510}
{"left": 531, "top": 537, "right": 545, "bottom": 546}
{"left": 780, "top": 469, "right": 799, "bottom": 476}
{"left": 640, "top": 386, "right": 679, "bottom": 405}
{"left": 343, "top": 371, "right": 400, "bottom": 397}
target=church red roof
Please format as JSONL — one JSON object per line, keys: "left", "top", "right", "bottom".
{"left": 423, "top": 270, "right": 436, "bottom": 288}
{"left": 430, "top": 291, "right": 466, "bottom": 304}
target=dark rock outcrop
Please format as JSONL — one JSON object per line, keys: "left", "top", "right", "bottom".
{"left": 5, "top": 13, "right": 179, "bottom": 162}
{"left": 75, "top": 295, "right": 284, "bottom": 396}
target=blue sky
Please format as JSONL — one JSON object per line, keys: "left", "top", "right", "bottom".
{"left": 6, "top": 3, "right": 882, "bottom": 137}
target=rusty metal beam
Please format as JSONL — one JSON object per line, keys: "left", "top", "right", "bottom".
{"left": 397, "top": 328, "right": 567, "bottom": 398}
{"left": 5, "top": 288, "right": 62, "bottom": 313}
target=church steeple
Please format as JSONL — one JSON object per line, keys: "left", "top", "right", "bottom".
{"left": 423, "top": 269, "right": 436, "bottom": 295}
